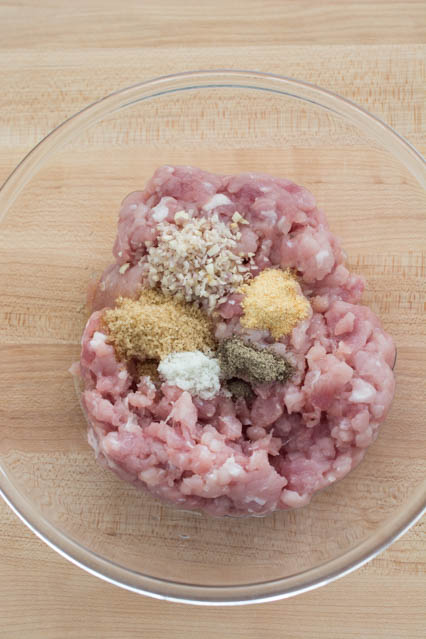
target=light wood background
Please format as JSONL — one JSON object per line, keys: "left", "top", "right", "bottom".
{"left": 0, "top": 2, "right": 425, "bottom": 637}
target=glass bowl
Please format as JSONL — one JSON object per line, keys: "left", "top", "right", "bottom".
{"left": 0, "top": 71, "right": 425, "bottom": 605}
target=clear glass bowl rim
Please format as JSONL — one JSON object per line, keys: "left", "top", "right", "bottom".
{"left": 0, "top": 70, "right": 425, "bottom": 606}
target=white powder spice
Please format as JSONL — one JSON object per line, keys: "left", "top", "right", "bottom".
{"left": 158, "top": 351, "right": 221, "bottom": 400}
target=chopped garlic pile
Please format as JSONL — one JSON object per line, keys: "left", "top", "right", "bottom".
{"left": 158, "top": 351, "right": 221, "bottom": 400}
{"left": 145, "top": 212, "right": 253, "bottom": 311}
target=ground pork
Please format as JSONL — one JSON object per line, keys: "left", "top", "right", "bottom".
{"left": 78, "top": 166, "right": 395, "bottom": 516}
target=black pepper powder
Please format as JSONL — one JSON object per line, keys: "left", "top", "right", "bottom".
{"left": 217, "top": 337, "right": 294, "bottom": 385}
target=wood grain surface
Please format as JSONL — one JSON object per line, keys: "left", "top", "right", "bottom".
{"left": 0, "top": 2, "right": 425, "bottom": 638}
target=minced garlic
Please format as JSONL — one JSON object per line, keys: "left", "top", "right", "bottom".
{"left": 145, "top": 213, "right": 253, "bottom": 312}
{"left": 119, "top": 262, "right": 130, "bottom": 274}
{"left": 231, "top": 211, "right": 249, "bottom": 225}
{"left": 239, "top": 268, "right": 310, "bottom": 339}
{"left": 104, "top": 289, "right": 215, "bottom": 362}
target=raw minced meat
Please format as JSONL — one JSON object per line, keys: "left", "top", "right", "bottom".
{"left": 78, "top": 166, "right": 395, "bottom": 517}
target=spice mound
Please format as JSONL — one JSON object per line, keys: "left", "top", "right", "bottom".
{"left": 78, "top": 164, "right": 396, "bottom": 518}
{"left": 226, "top": 378, "right": 254, "bottom": 400}
{"left": 217, "top": 337, "right": 293, "bottom": 385}
{"left": 158, "top": 351, "right": 220, "bottom": 400}
{"left": 240, "top": 268, "right": 311, "bottom": 339}
{"left": 104, "top": 289, "right": 214, "bottom": 361}
{"left": 147, "top": 212, "right": 253, "bottom": 311}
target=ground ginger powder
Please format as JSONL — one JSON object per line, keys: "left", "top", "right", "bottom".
{"left": 104, "top": 289, "right": 215, "bottom": 361}
{"left": 239, "top": 268, "right": 310, "bottom": 339}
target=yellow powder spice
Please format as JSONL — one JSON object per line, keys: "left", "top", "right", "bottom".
{"left": 240, "top": 269, "right": 310, "bottom": 339}
{"left": 104, "top": 289, "right": 215, "bottom": 362}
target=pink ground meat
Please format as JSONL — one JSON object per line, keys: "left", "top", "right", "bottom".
{"left": 79, "top": 166, "right": 395, "bottom": 516}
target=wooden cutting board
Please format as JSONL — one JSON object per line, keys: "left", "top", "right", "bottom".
{"left": 0, "top": 2, "right": 425, "bottom": 638}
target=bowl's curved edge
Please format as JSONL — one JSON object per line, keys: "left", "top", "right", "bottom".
{"left": 0, "top": 69, "right": 425, "bottom": 604}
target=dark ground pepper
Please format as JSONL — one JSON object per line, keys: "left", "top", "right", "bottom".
{"left": 217, "top": 337, "right": 294, "bottom": 385}
{"left": 226, "top": 378, "right": 254, "bottom": 401}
